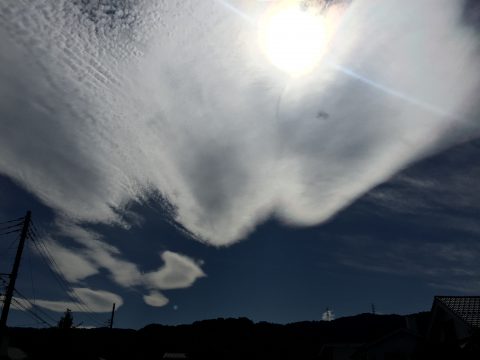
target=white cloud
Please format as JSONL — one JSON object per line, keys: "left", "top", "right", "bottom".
{"left": 32, "top": 287, "right": 123, "bottom": 313}
{"left": 0, "top": 0, "right": 478, "bottom": 247}
{"left": 144, "top": 251, "right": 206, "bottom": 290}
{"left": 37, "top": 223, "right": 205, "bottom": 307}
{"left": 143, "top": 291, "right": 169, "bottom": 307}
{"left": 35, "top": 238, "right": 99, "bottom": 283}
{"left": 10, "top": 287, "right": 123, "bottom": 313}
{"left": 7, "top": 297, "right": 32, "bottom": 312}
{"left": 55, "top": 222, "right": 143, "bottom": 287}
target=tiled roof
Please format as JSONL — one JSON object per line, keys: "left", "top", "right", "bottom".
{"left": 436, "top": 296, "right": 480, "bottom": 329}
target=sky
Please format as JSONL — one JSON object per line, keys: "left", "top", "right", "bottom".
{"left": 0, "top": 0, "right": 479, "bottom": 329}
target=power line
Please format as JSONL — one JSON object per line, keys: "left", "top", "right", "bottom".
{"left": 0, "top": 236, "right": 20, "bottom": 259}
{"left": 0, "top": 229, "right": 21, "bottom": 237}
{"left": 13, "top": 289, "right": 57, "bottom": 325}
{"left": 28, "top": 222, "right": 40, "bottom": 239}
{"left": 10, "top": 298, "right": 52, "bottom": 328}
{"left": 25, "top": 242, "right": 36, "bottom": 306}
{"left": 31, "top": 237, "right": 104, "bottom": 326}
{"left": 0, "top": 213, "right": 86, "bottom": 331}
{"left": 1, "top": 287, "right": 53, "bottom": 328}
{"left": 27, "top": 228, "right": 105, "bottom": 327}
{"left": 0, "top": 223, "right": 23, "bottom": 232}
{"left": 0, "top": 211, "right": 31, "bottom": 338}
{"left": 1, "top": 215, "right": 107, "bottom": 328}
{"left": 0, "top": 218, "right": 24, "bottom": 236}
{"left": 0, "top": 217, "right": 25, "bottom": 226}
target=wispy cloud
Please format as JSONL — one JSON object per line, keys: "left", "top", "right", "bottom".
{"left": 337, "top": 236, "right": 480, "bottom": 293}
{"left": 8, "top": 288, "right": 123, "bottom": 313}
{"left": 364, "top": 140, "right": 480, "bottom": 236}
{"left": 0, "top": 0, "right": 478, "bottom": 247}
{"left": 32, "top": 288, "right": 123, "bottom": 313}
{"left": 43, "top": 223, "right": 205, "bottom": 307}
{"left": 37, "top": 239, "right": 99, "bottom": 283}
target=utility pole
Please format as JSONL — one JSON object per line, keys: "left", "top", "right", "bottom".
{"left": 0, "top": 211, "right": 31, "bottom": 349}
{"left": 109, "top": 303, "right": 116, "bottom": 329}
{"left": 371, "top": 303, "right": 376, "bottom": 315}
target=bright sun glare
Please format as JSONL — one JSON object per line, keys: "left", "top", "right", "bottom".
{"left": 259, "top": 4, "right": 328, "bottom": 76}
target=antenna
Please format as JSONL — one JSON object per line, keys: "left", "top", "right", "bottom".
{"left": 323, "top": 307, "right": 335, "bottom": 322}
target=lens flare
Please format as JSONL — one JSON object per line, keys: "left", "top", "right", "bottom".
{"left": 259, "top": 3, "right": 328, "bottom": 76}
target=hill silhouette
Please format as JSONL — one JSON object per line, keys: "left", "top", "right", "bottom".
{"left": 3, "top": 312, "right": 431, "bottom": 359}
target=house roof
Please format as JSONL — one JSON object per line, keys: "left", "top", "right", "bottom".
{"left": 436, "top": 296, "right": 480, "bottom": 329}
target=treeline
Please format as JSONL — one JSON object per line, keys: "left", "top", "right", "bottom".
{"left": 5, "top": 312, "right": 427, "bottom": 359}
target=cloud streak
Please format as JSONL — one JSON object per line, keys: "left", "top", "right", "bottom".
{"left": 337, "top": 236, "right": 480, "bottom": 293}
{"left": 7, "top": 288, "right": 122, "bottom": 313}
{"left": 0, "top": 0, "right": 478, "bottom": 246}
{"left": 32, "top": 288, "right": 123, "bottom": 313}
{"left": 363, "top": 139, "right": 480, "bottom": 237}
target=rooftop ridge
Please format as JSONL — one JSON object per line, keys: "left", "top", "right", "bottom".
{"left": 435, "top": 295, "right": 480, "bottom": 329}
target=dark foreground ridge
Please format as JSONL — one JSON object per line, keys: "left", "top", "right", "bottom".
{"left": 3, "top": 310, "right": 478, "bottom": 360}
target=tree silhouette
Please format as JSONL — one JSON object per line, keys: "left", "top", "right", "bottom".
{"left": 57, "top": 309, "right": 73, "bottom": 329}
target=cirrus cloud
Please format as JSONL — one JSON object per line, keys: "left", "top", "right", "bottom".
{"left": 0, "top": 0, "right": 478, "bottom": 247}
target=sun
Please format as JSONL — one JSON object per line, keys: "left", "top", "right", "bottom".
{"left": 259, "top": 2, "right": 328, "bottom": 76}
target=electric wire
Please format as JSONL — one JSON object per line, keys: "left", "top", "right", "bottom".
{"left": 0, "top": 223, "right": 23, "bottom": 232}
{"left": 0, "top": 217, "right": 25, "bottom": 225}
{"left": 27, "top": 224, "right": 105, "bottom": 326}
{"left": 2, "top": 216, "right": 106, "bottom": 327}
{"left": 10, "top": 298, "right": 52, "bottom": 328}
{"left": 0, "top": 284, "right": 53, "bottom": 327}
{"left": 31, "top": 236, "right": 105, "bottom": 326}
{"left": 25, "top": 241, "right": 36, "bottom": 306}
{"left": 13, "top": 289, "right": 58, "bottom": 325}
{"left": 0, "top": 236, "right": 20, "bottom": 258}
{"left": 0, "top": 229, "right": 21, "bottom": 237}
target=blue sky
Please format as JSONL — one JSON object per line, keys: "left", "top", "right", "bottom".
{"left": 3, "top": 138, "right": 480, "bottom": 328}
{"left": 0, "top": 0, "right": 479, "bottom": 329}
